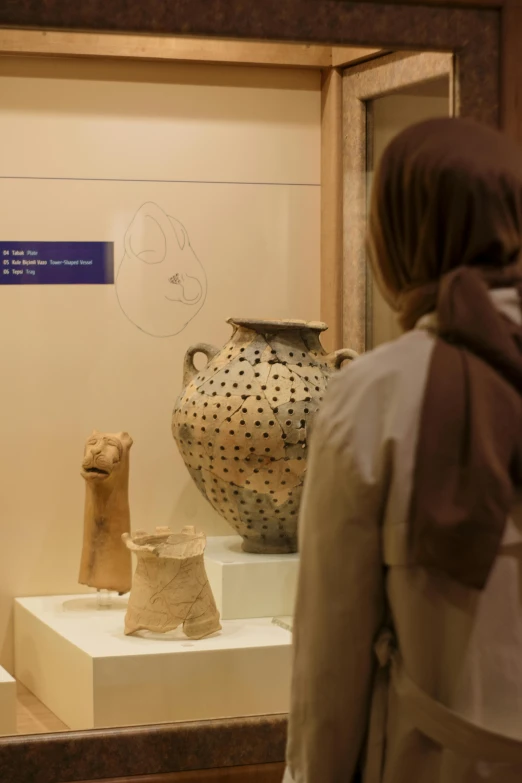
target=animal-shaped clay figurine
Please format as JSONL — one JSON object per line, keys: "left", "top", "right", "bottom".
{"left": 116, "top": 201, "right": 207, "bottom": 337}
{"left": 122, "top": 525, "right": 221, "bottom": 639}
{"left": 79, "top": 430, "right": 133, "bottom": 594}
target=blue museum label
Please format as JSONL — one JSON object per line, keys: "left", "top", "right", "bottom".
{"left": 0, "top": 242, "right": 114, "bottom": 285}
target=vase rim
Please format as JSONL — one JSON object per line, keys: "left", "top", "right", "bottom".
{"left": 227, "top": 317, "right": 327, "bottom": 332}
{"left": 123, "top": 527, "right": 206, "bottom": 559}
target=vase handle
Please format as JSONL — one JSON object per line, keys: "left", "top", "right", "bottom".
{"left": 325, "top": 347, "right": 358, "bottom": 370}
{"left": 183, "top": 343, "right": 219, "bottom": 387}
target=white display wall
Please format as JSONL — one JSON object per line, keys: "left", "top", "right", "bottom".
{"left": 0, "top": 56, "right": 320, "bottom": 671}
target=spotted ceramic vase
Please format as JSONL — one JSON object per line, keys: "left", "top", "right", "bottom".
{"left": 172, "top": 319, "right": 357, "bottom": 554}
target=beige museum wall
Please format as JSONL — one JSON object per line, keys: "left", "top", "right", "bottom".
{"left": 0, "top": 56, "right": 320, "bottom": 671}
{"left": 369, "top": 89, "right": 449, "bottom": 347}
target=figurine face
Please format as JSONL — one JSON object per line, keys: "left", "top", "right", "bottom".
{"left": 81, "top": 431, "right": 132, "bottom": 483}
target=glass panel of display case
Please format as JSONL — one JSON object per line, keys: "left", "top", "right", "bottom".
{"left": 368, "top": 75, "right": 452, "bottom": 347}
{"left": 1, "top": 52, "right": 321, "bottom": 734}
{"left": 0, "top": 41, "right": 454, "bottom": 737}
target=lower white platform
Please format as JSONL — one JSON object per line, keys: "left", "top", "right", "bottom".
{"left": 14, "top": 594, "right": 292, "bottom": 731}
{"left": 205, "top": 536, "right": 299, "bottom": 620}
{"left": 0, "top": 666, "right": 16, "bottom": 736}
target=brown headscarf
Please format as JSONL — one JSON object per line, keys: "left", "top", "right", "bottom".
{"left": 367, "top": 117, "right": 522, "bottom": 589}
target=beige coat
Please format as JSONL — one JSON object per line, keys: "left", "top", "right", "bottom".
{"left": 284, "top": 289, "right": 522, "bottom": 783}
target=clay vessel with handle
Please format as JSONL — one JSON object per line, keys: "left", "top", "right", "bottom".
{"left": 172, "top": 318, "right": 357, "bottom": 554}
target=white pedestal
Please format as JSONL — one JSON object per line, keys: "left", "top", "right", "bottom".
{"left": 0, "top": 666, "right": 16, "bottom": 736}
{"left": 14, "top": 594, "right": 292, "bottom": 731}
{"left": 204, "top": 536, "right": 299, "bottom": 620}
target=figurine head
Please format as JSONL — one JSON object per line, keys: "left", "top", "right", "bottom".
{"left": 81, "top": 430, "right": 133, "bottom": 484}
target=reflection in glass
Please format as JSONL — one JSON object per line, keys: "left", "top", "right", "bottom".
{"left": 367, "top": 76, "right": 451, "bottom": 348}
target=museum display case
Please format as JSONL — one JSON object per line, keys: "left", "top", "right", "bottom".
{"left": 0, "top": 0, "right": 515, "bottom": 779}
{"left": 1, "top": 45, "right": 452, "bottom": 736}
{"left": 2, "top": 49, "right": 327, "bottom": 736}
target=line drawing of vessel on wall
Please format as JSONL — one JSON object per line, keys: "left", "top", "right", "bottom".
{"left": 116, "top": 201, "right": 207, "bottom": 337}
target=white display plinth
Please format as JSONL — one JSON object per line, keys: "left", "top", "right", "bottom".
{"left": 204, "top": 536, "right": 299, "bottom": 620}
{"left": 14, "top": 594, "right": 291, "bottom": 731}
{"left": 0, "top": 666, "right": 16, "bottom": 736}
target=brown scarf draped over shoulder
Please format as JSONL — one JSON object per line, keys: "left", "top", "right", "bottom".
{"left": 367, "top": 117, "right": 522, "bottom": 589}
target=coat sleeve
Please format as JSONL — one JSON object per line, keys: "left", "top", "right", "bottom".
{"left": 284, "top": 367, "right": 391, "bottom": 783}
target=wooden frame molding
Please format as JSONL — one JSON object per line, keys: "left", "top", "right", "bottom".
{"left": 0, "top": 28, "right": 380, "bottom": 69}
{"left": 501, "top": 3, "right": 522, "bottom": 145}
{"left": 342, "top": 51, "right": 454, "bottom": 353}
{"left": 321, "top": 68, "right": 344, "bottom": 352}
{"left": 0, "top": 715, "right": 287, "bottom": 783}
{"left": 344, "top": 0, "right": 503, "bottom": 5}
{"left": 74, "top": 763, "right": 285, "bottom": 783}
